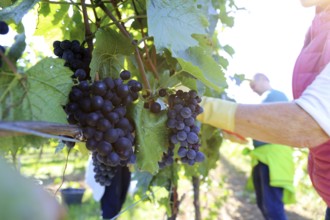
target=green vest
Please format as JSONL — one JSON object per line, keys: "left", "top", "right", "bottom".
{"left": 245, "top": 144, "right": 296, "bottom": 204}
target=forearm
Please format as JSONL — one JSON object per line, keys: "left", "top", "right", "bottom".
{"left": 235, "top": 102, "right": 329, "bottom": 148}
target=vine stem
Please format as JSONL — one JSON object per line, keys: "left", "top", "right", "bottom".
{"left": 0, "top": 121, "right": 83, "bottom": 142}
{"left": 0, "top": 48, "right": 19, "bottom": 75}
{"left": 54, "top": 147, "right": 72, "bottom": 195}
{"left": 81, "top": 0, "right": 94, "bottom": 54}
{"left": 96, "top": 1, "right": 151, "bottom": 92}
{"left": 192, "top": 176, "right": 201, "bottom": 220}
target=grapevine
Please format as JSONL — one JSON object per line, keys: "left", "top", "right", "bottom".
{"left": 0, "top": 0, "right": 235, "bottom": 219}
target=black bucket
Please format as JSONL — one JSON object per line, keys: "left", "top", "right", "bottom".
{"left": 60, "top": 187, "right": 85, "bottom": 205}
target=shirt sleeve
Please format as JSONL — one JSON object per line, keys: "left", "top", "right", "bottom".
{"left": 295, "top": 63, "right": 330, "bottom": 136}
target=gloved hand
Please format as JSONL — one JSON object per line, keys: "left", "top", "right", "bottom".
{"left": 197, "top": 96, "right": 238, "bottom": 131}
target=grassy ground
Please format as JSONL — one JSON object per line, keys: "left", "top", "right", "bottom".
{"left": 8, "top": 140, "right": 327, "bottom": 220}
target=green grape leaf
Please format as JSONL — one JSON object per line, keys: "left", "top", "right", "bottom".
{"left": 176, "top": 47, "right": 227, "bottom": 92}
{"left": 0, "top": 58, "right": 73, "bottom": 149}
{"left": 90, "top": 28, "right": 134, "bottom": 79}
{"left": 0, "top": 0, "right": 12, "bottom": 8}
{"left": 35, "top": 3, "right": 84, "bottom": 47}
{"left": 132, "top": 101, "right": 169, "bottom": 174}
{"left": 147, "top": 0, "right": 207, "bottom": 56}
{"left": 132, "top": 170, "right": 154, "bottom": 196}
{"left": 0, "top": 0, "right": 40, "bottom": 23}
{"left": 23, "top": 58, "right": 73, "bottom": 122}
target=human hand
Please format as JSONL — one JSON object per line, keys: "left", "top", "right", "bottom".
{"left": 197, "top": 97, "right": 238, "bottom": 131}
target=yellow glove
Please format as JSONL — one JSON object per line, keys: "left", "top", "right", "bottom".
{"left": 197, "top": 96, "right": 238, "bottom": 131}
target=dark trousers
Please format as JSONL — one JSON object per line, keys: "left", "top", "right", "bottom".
{"left": 101, "top": 166, "right": 131, "bottom": 219}
{"left": 252, "top": 162, "right": 287, "bottom": 220}
{"left": 326, "top": 207, "right": 330, "bottom": 220}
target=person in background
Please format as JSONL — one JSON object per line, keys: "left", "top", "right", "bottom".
{"left": 85, "top": 156, "right": 131, "bottom": 220}
{"left": 197, "top": 0, "right": 330, "bottom": 219}
{"left": 248, "top": 73, "right": 295, "bottom": 220}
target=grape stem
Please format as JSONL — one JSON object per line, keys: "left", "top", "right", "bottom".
{"left": 0, "top": 49, "right": 18, "bottom": 76}
{"left": 0, "top": 121, "right": 83, "bottom": 142}
{"left": 96, "top": 1, "right": 151, "bottom": 92}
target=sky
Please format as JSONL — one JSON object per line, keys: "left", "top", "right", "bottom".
{"left": 219, "top": 0, "right": 315, "bottom": 103}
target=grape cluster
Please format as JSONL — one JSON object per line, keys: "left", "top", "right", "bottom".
{"left": 158, "top": 89, "right": 205, "bottom": 168}
{"left": 53, "top": 40, "right": 91, "bottom": 81}
{"left": 0, "top": 21, "right": 9, "bottom": 68}
{"left": 64, "top": 70, "right": 142, "bottom": 186}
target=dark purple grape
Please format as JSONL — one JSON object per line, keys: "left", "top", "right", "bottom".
{"left": 86, "top": 112, "right": 100, "bottom": 126}
{"left": 114, "top": 137, "right": 132, "bottom": 150}
{"left": 166, "top": 119, "right": 176, "bottom": 129}
{"left": 67, "top": 114, "right": 78, "bottom": 124}
{"left": 104, "top": 128, "right": 119, "bottom": 143}
{"left": 62, "top": 50, "right": 74, "bottom": 61}
{"left": 184, "top": 117, "right": 195, "bottom": 127}
{"left": 106, "top": 112, "right": 120, "bottom": 124}
{"left": 175, "top": 121, "right": 185, "bottom": 130}
{"left": 92, "top": 81, "right": 107, "bottom": 96}
{"left": 158, "top": 88, "right": 167, "bottom": 97}
{"left": 167, "top": 110, "right": 176, "bottom": 119}
{"left": 187, "top": 132, "right": 199, "bottom": 144}
{"left": 186, "top": 149, "right": 196, "bottom": 160}
{"left": 82, "top": 127, "right": 95, "bottom": 139}
{"left": 79, "top": 97, "right": 92, "bottom": 112}
{"left": 53, "top": 47, "right": 63, "bottom": 57}
{"left": 101, "top": 100, "right": 114, "bottom": 114}
{"left": 97, "top": 141, "right": 112, "bottom": 156}
{"left": 69, "top": 88, "right": 83, "bottom": 102}
{"left": 65, "top": 102, "right": 79, "bottom": 113}
{"left": 96, "top": 118, "right": 111, "bottom": 132}
{"left": 53, "top": 40, "right": 61, "bottom": 48}
{"left": 113, "top": 78, "right": 123, "bottom": 87}
{"left": 113, "top": 106, "right": 127, "bottom": 117}
{"left": 180, "top": 107, "right": 192, "bottom": 118}
{"left": 94, "top": 131, "right": 104, "bottom": 141}
{"left": 189, "top": 90, "right": 198, "bottom": 98}
{"left": 74, "top": 69, "right": 87, "bottom": 81}
{"left": 191, "top": 126, "right": 200, "bottom": 134}
{"left": 107, "top": 152, "right": 120, "bottom": 166}
{"left": 150, "top": 102, "right": 161, "bottom": 113}
{"left": 165, "top": 157, "right": 174, "bottom": 165}
{"left": 177, "top": 131, "right": 187, "bottom": 141}
{"left": 60, "top": 40, "right": 71, "bottom": 50}
{"left": 170, "top": 134, "right": 178, "bottom": 145}
{"left": 86, "top": 139, "right": 97, "bottom": 151}
{"left": 120, "top": 70, "right": 131, "bottom": 80}
{"left": 131, "top": 81, "right": 142, "bottom": 92}
{"left": 111, "top": 94, "right": 122, "bottom": 106}
{"left": 178, "top": 147, "right": 188, "bottom": 157}
{"left": 117, "top": 84, "right": 130, "bottom": 98}
{"left": 79, "top": 81, "right": 90, "bottom": 91}
{"left": 91, "top": 95, "right": 104, "bottom": 110}
{"left": 195, "top": 151, "right": 205, "bottom": 162}
{"left": 116, "top": 118, "right": 132, "bottom": 131}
